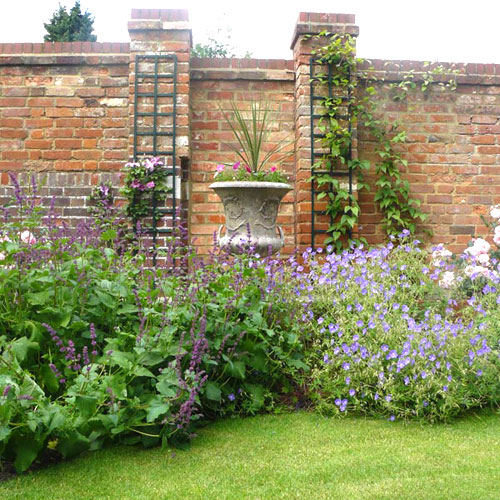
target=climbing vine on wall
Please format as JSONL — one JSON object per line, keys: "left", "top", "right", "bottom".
{"left": 308, "top": 31, "right": 458, "bottom": 250}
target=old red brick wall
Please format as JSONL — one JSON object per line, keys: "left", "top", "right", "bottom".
{"left": 0, "top": 9, "right": 499, "bottom": 254}
{"left": 355, "top": 61, "right": 500, "bottom": 253}
{"left": 0, "top": 42, "right": 130, "bottom": 217}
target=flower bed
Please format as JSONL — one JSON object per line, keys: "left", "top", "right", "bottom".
{"left": 0, "top": 178, "right": 499, "bottom": 473}
{"left": 291, "top": 231, "right": 500, "bottom": 422}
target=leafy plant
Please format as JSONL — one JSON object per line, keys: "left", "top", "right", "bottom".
{"left": 308, "top": 31, "right": 459, "bottom": 249}
{"left": 43, "top": 1, "right": 97, "bottom": 42}
{"left": 121, "top": 157, "right": 171, "bottom": 219}
{"left": 219, "top": 101, "right": 291, "bottom": 179}
{"left": 291, "top": 235, "right": 500, "bottom": 423}
{"left": 191, "top": 25, "right": 252, "bottom": 58}
{"left": 0, "top": 177, "right": 306, "bottom": 473}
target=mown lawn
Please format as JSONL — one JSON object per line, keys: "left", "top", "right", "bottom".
{"left": 1, "top": 411, "right": 499, "bottom": 500}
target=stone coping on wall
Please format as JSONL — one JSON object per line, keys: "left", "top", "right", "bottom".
{"left": 359, "top": 59, "right": 500, "bottom": 85}
{"left": 0, "top": 42, "right": 130, "bottom": 54}
{"left": 0, "top": 55, "right": 129, "bottom": 66}
{"left": 0, "top": 43, "right": 130, "bottom": 66}
{"left": 191, "top": 58, "right": 294, "bottom": 81}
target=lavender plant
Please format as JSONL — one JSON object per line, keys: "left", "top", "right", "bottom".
{"left": 0, "top": 177, "right": 306, "bottom": 473}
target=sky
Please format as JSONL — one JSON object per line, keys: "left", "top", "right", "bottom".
{"left": 0, "top": 0, "right": 499, "bottom": 64}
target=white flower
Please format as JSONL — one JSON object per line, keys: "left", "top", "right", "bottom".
{"left": 494, "top": 230, "right": 500, "bottom": 246}
{"left": 490, "top": 206, "right": 500, "bottom": 219}
{"left": 432, "top": 248, "right": 452, "bottom": 260}
{"left": 464, "top": 265, "right": 490, "bottom": 278}
{"left": 20, "top": 231, "right": 36, "bottom": 245}
{"left": 439, "top": 271, "right": 455, "bottom": 289}
{"left": 477, "top": 253, "right": 490, "bottom": 266}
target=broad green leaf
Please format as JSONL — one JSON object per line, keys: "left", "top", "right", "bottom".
{"left": 0, "top": 425, "right": 11, "bottom": 442}
{"left": 227, "top": 361, "right": 246, "bottom": 380}
{"left": 11, "top": 337, "right": 39, "bottom": 363}
{"left": 75, "top": 395, "right": 97, "bottom": 418}
{"left": 146, "top": 400, "right": 170, "bottom": 423}
{"left": 204, "top": 382, "right": 221, "bottom": 402}
{"left": 13, "top": 437, "right": 42, "bottom": 473}
{"left": 156, "top": 380, "right": 177, "bottom": 398}
{"left": 58, "top": 430, "right": 90, "bottom": 459}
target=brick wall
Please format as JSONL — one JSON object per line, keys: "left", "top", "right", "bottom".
{"left": 0, "top": 9, "right": 499, "bottom": 254}
{"left": 355, "top": 61, "right": 500, "bottom": 252}
{"left": 0, "top": 43, "right": 129, "bottom": 218}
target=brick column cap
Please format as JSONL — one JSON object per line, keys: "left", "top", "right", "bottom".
{"left": 128, "top": 9, "right": 191, "bottom": 34}
{"left": 290, "top": 12, "right": 359, "bottom": 50}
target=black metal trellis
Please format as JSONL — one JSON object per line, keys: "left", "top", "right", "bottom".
{"left": 133, "top": 54, "right": 178, "bottom": 265}
{"left": 309, "top": 57, "right": 353, "bottom": 249}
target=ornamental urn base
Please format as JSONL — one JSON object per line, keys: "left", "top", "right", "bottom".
{"left": 209, "top": 181, "right": 291, "bottom": 255}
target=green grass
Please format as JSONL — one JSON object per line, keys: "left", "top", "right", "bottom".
{"left": 1, "top": 411, "right": 499, "bottom": 500}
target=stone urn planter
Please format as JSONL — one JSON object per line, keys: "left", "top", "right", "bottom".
{"left": 210, "top": 181, "right": 291, "bottom": 254}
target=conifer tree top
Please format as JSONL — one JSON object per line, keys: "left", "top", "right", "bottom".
{"left": 43, "top": 1, "right": 97, "bottom": 42}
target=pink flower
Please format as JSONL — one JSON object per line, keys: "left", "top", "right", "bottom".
{"left": 20, "top": 231, "right": 36, "bottom": 245}
{"left": 216, "top": 164, "right": 225, "bottom": 173}
{"left": 464, "top": 238, "right": 490, "bottom": 257}
{"left": 270, "top": 166, "right": 277, "bottom": 172}
{"left": 146, "top": 181, "right": 155, "bottom": 189}
{"left": 145, "top": 159, "right": 155, "bottom": 172}
{"left": 131, "top": 179, "right": 141, "bottom": 189}
{"left": 232, "top": 162, "right": 241, "bottom": 171}
{"left": 244, "top": 165, "right": 252, "bottom": 174}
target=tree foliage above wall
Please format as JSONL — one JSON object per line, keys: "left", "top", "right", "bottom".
{"left": 43, "top": 1, "right": 97, "bottom": 42}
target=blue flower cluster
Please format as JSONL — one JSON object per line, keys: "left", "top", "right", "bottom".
{"left": 289, "top": 237, "right": 500, "bottom": 422}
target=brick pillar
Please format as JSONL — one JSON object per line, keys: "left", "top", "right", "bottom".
{"left": 291, "top": 13, "right": 359, "bottom": 249}
{"left": 127, "top": 9, "right": 192, "bottom": 239}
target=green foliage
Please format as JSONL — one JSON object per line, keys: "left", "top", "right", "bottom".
{"left": 308, "top": 32, "right": 459, "bottom": 248}
{"left": 192, "top": 38, "right": 235, "bottom": 58}
{"left": 389, "top": 63, "right": 459, "bottom": 101}
{"left": 220, "top": 101, "right": 290, "bottom": 176}
{"left": 0, "top": 181, "right": 305, "bottom": 472}
{"left": 43, "top": 1, "right": 97, "bottom": 42}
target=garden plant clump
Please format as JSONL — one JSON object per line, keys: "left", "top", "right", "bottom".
{"left": 0, "top": 176, "right": 305, "bottom": 473}
{"left": 293, "top": 230, "right": 500, "bottom": 422}
{"left": 0, "top": 175, "right": 499, "bottom": 475}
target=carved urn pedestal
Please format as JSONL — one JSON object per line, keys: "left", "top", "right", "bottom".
{"left": 209, "top": 181, "right": 291, "bottom": 255}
